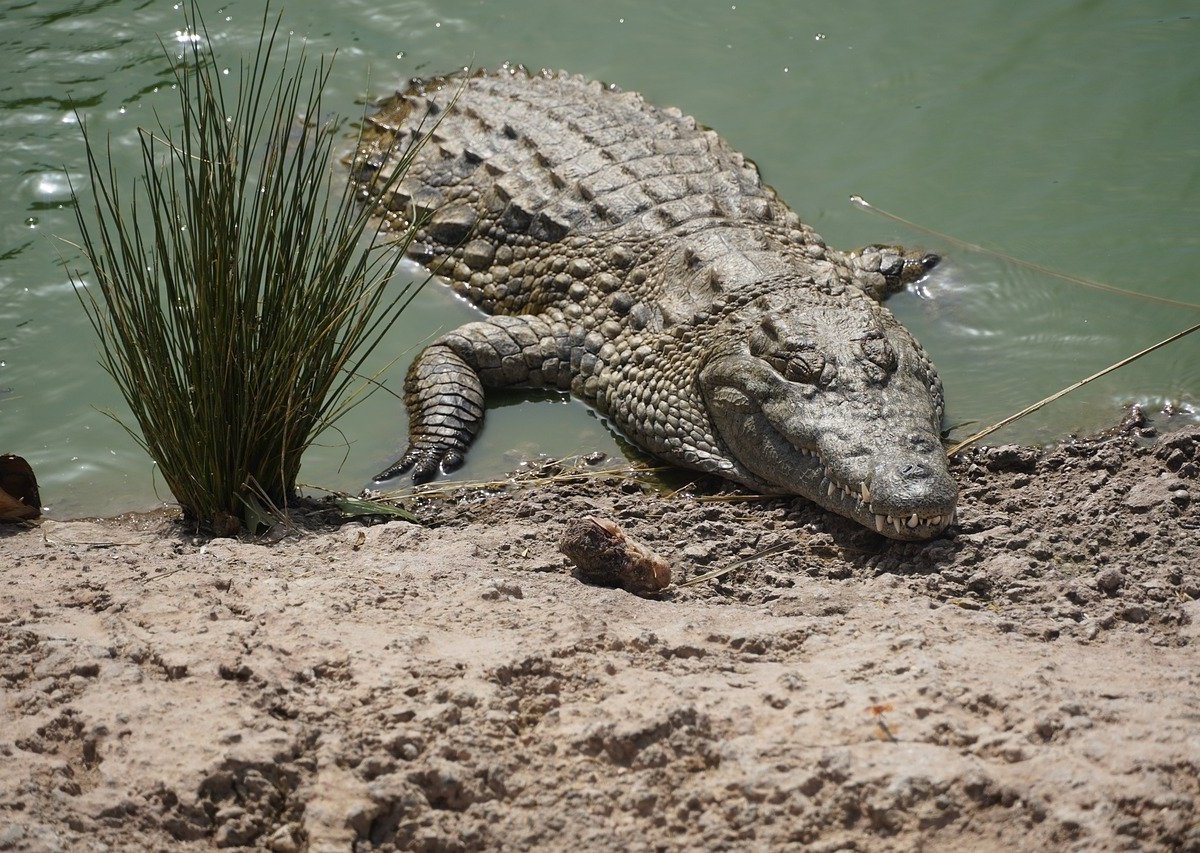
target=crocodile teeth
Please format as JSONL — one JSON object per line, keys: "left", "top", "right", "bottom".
{"left": 827, "top": 481, "right": 836, "bottom": 498}
{"left": 870, "top": 510, "right": 952, "bottom": 535}
{"left": 861, "top": 482, "right": 871, "bottom": 503}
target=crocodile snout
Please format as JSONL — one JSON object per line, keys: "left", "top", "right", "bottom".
{"left": 869, "top": 454, "right": 957, "bottom": 516}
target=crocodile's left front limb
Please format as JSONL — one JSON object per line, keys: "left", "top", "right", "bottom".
{"left": 374, "top": 315, "right": 570, "bottom": 483}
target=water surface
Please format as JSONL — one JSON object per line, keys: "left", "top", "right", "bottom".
{"left": 1, "top": 1, "right": 1197, "bottom": 517}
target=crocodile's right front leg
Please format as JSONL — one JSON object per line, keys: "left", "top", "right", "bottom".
{"left": 374, "top": 315, "right": 571, "bottom": 483}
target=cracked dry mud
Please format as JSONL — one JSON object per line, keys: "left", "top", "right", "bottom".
{"left": 1, "top": 423, "right": 1198, "bottom": 851}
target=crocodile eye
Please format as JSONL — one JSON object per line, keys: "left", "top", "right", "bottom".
{"left": 755, "top": 338, "right": 828, "bottom": 384}
{"left": 781, "top": 351, "right": 826, "bottom": 384}
{"left": 749, "top": 320, "right": 831, "bottom": 385}
{"left": 760, "top": 351, "right": 826, "bottom": 386}
{"left": 860, "top": 336, "right": 898, "bottom": 375}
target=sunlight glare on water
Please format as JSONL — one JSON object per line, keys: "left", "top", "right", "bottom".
{"left": 0, "top": 0, "right": 1196, "bottom": 517}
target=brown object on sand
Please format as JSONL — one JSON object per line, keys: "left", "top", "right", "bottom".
{"left": 0, "top": 453, "right": 41, "bottom": 522}
{"left": 559, "top": 515, "right": 672, "bottom": 595}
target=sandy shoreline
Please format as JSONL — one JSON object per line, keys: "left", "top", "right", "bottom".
{"left": 1, "top": 421, "right": 1197, "bottom": 851}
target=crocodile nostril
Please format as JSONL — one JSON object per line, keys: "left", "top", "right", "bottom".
{"left": 909, "top": 435, "right": 936, "bottom": 453}
{"left": 901, "top": 462, "right": 931, "bottom": 479}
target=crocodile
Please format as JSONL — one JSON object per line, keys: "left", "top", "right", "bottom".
{"left": 353, "top": 66, "right": 957, "bottom": 540}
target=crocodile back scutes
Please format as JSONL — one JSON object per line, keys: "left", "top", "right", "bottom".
{"left": 354, "top": 68, "right": 825, "bottom": 314}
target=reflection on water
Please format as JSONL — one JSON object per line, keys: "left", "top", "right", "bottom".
{"left": 0, "top": 0, "right": 1196, "bottom": 517}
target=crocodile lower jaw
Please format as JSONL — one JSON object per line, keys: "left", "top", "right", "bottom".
{"left": 794, "top": 446, "right": 955, "bottom": 540}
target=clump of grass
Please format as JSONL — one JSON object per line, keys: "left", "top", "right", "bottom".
{"left": 68, "top": 6, "right": 424, "bottom": 535}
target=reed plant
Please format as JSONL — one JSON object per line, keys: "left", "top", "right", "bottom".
{"left": 69, "top": 7, "right": 425, "bottom": 534}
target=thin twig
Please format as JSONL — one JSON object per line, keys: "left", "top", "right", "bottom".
{"left": 851, "top": 195, "right": 1200, "bottom": 313}
{"left": 366, "top": 460, "right": 670, "bottom": 501}
{"left": 676, "top": 541, "right": 794, "bottom": 588}
{"left": 946, "top": 321, "right": 1200, "bottom": 456}
{"left": 692, "top": 493, "right": 774, "bottom": 504}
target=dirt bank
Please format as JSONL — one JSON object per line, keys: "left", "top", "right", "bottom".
{"left": 2, "top": 421, "right": 1198, "bottom": 851}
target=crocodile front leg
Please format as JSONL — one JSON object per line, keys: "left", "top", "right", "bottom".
{"left": 374, "top": 315, "right": 571, "bottom": 483}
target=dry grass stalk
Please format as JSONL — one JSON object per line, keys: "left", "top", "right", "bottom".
{"left": 368, "top": 458, "right": 670, "bottom": 502}
{"left": 946, "top": 321, "right": 1200, "bottom": 456}
{"left": 676, "top": 541, "right": 793, "bottom": 588}
{"left": 851, "top": 195, "right": 1200, "bottom": 313}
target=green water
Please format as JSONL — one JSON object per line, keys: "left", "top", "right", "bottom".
{"left": 2, "top": 1, "right": 1197, "bottom": 518}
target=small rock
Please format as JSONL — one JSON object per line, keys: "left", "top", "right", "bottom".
{"left": 1028, "top": 540, "right": 1053, "bottom": 561}
{"left": 266, "top": 824, "right": 301, "bottom": 853}
{"left": 966, "top": 572, "right": 993, "bottom": 594}
{"left": 218, "top": 662, "right": 252, "bottom": 681}
{"left": 1164, "top": 448, "right": 1188, "bottom": 472}
{"left": 481, "top": 581, "right": 524, "bottom": 601}
{"left": 959, "top": 525, "right": 1010, "bottom": 545}
{"left": 681, "top": 542, "right": 716, "bottom": 564}
{"left": 1121, "top": 605, "right": 1150, "bottom": 624}
{"left": 1123, "top": 476, "right": 1179, "bottom": 510}
{"left": 214, "top": 809, "right": 260, "bottom": 847}
{"left": 983, "top": 445, "right": 1039, "bottom": 473}
{"left": 1096, "top": 568, "right": 1125, "bottom": 594}
{"left": 345, "top": 802, "right": 379, "bottom": 838}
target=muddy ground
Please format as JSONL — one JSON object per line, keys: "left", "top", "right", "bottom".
{"left": 1, "top": 418, "right": 1198, "bottom": 851}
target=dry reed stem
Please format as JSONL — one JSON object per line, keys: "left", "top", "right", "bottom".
{"left": 946, "top": 321, "right": 1200, "bottom": 456}
{"left": 851, "top": 195, "right": 1200, "bottom": 313}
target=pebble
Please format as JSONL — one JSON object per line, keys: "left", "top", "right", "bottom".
{"left": 267, "top": 824, "right": 301, "bottom": 853}
{"left": 481, "top": 581, "right": 524, "bottom": 601}
{"left": 1122, "top": 476, "right": 1180, "bottom": 510}
{"left": 1120, "top": 605, "right": 1150, "bottom": 624}
{"left": 1095, "top": 568, "right": 1125, "bottom": 594}
{"left": 0, "top": 825, "right": 25, "bottom": 850}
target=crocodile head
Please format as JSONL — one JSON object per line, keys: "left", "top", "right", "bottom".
{"left": 699, "top": 288, "right": 957, "bottom": 541}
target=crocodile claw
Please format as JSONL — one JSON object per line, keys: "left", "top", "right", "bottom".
{"left": 374, "top": 445, "right": 465, "bottom": 484}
